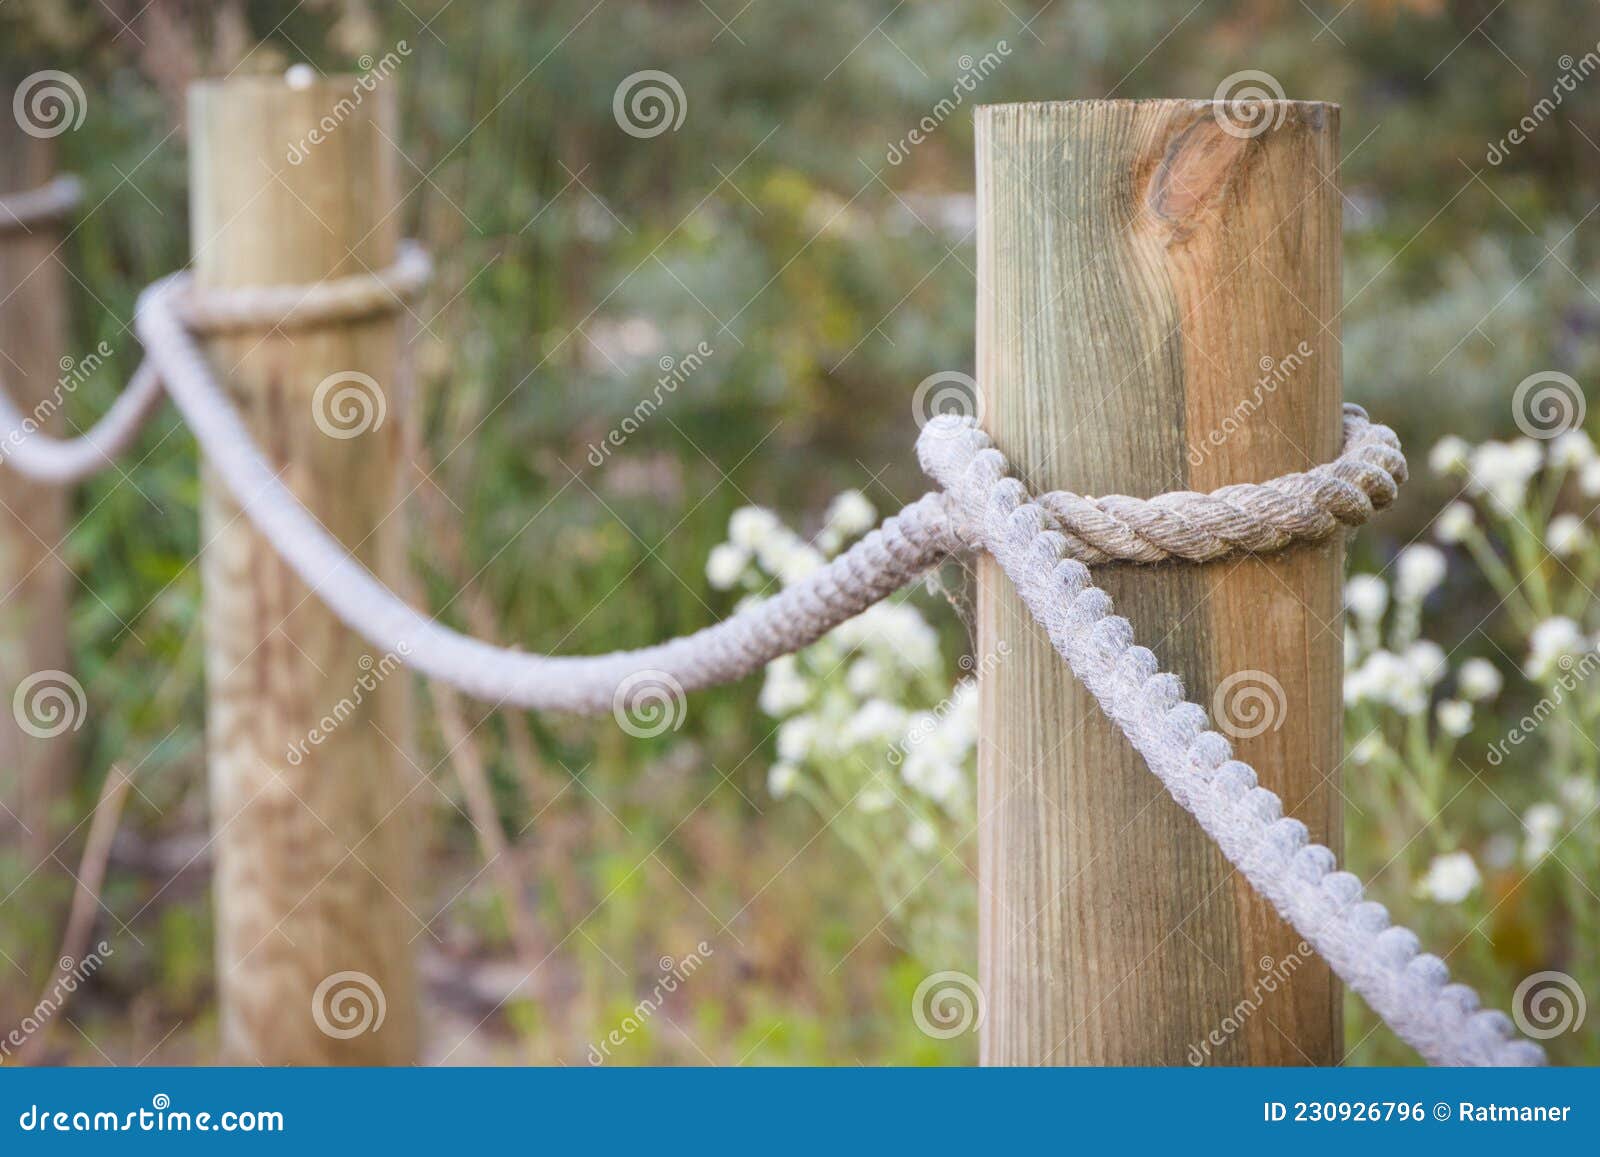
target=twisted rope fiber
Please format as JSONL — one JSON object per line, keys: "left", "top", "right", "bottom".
{"left": 0, "top": 247, "right": 1541, "bottom": 1064}
{"left": 919, "top": 414, "right": 1543, "bottom": 1068}
{"left": 0, "top": 175, "right": 83, "bottom": 235}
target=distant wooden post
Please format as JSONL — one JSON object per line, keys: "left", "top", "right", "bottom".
{"left": 0, "top": 104, "right": 72, "bottom": 862}
{"left": 190, "top": 75, "right": 418, "bottom": 1064}
{"left": 974, "top": 100, "right": 1342, "bottom": 1064}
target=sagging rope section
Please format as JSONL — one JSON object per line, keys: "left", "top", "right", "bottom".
{"left": 0, "top": 233, "right": 1543, "bottom": 1067}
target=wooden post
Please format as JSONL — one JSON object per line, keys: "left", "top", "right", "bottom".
{"left": 974, "top": 100, "right": 1342, "bottom": 1064}
{"left": 190, "top": 75, "right": 419, "bottom": 1064}
{"left": 0, "top": 103, "right": 72, "bottom": 863}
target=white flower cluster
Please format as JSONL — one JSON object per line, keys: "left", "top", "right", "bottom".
{"left": 704, "top": 491, "right": 977, "bottom": 963}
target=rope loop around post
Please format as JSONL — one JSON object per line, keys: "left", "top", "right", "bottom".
{"left": 0, "top": 174, "right": 83, "bottom": 235}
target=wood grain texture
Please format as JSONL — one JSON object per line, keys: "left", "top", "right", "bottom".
{"left": 0, "top": 107, "right": 71, "bottom": 860}
{"left": 974, "top": 100, "right": 1342, "bottom": 1065}
{"left": 191, "top": 76, "right": 419, "bottom": 1064}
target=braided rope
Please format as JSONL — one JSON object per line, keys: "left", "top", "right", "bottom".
{"left": 0, "top": 242, "right": 1543, "bottom": 1065}
{"left": 1031, "top": 409, "right": 1407, "bottom": 564}
{"left": 0, "top": 247, "right": 431, "bottom": 486}
{"left": 0, "top": 175, "right": 83, "bottom": 235}
{"left": 918, "top": 413, "right": 1543, "bottom": 1068}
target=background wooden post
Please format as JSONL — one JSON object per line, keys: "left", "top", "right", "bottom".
{"left": 974, "top": 100, "right": 1342, "bottom": 1065}
{"left": 191, "top": 75, "right": 419, "bottom": 1064}
{"left": 0, "top": 102, "right": 73, "bottom": 864}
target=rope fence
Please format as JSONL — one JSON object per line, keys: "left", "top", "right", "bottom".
{"left": 0, "top": 191, "right": 1545, "bottom": 1066}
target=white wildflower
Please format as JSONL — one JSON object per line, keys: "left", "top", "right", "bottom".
{"left": 759, "top": 655, "right": 810, "bottom": 716}
{"left": 706, "top": 542, "right": 748, "bottom": 589}
{"left": 903, "top": 750, "right": 964, "bottom": 805}
{"left": 824, "top": 489, "right": 877, "bottom": 540}
{"left": 1549, "top": 429, "right": 1596, "bottom": 469}
{"left": 858, "top": 783, "right": 895, "bottom": 813}
{"left": 728, "top": 506, "right": 781, "bottom": 550}
{"left": 845, "top": 657, "right": 883, "bottom": 697}
{"left": 843, "top": 699, "right": 908, "bottom": 748}
{"left": 1467, "top": 440, "right": 1542, "bottom": 512}
{"left": 1345, "top": 574, "right": 1388, "bottom": 623}
{"left": 1347, "top": 650, "right": 1427, "bottom": 715}
{"left": 1434, "top": 501, "right": 1475, "bottom": 545}
{"left": 1416, "top": 851, "right": 1481, "bottom": 904}
{"left": 1348, "top": 733, "right": 1387, "bottom": 766}
{"left": 1558, "top": 776, "right": 1598, "bottom": 816}
{"left": 1582, "top": 459, "right": 1600, "bottom": 496}
{"left": 1436, "top": 698, "right": 1473, "bottom": 738}
{"left": 1457, "top": 657, "right": 1503, "bottom": 702}
{"left": 1395, "top": 544, "right": 1447, "bottom": 602}
{"left": 908, "top": 819, "right": 938, "bottom": 852}
{"left": 1522, "top": 802, "right": 1564, "bottom": 864}
{"left": 1428, "top": 435, "right": 1470, "bottom": 476}
{"left": 1525, "top": 616, "right": 1586, "bottom": 680}
{"left": 1404, "top": 639, "right": 1448, "bottom": 687}
{"left": 776, "top": 716, "right": 818, "bottom": 763}
{"left": 1546, "top": 513, "right": 1590, "bottom": 558}
{"left": 768, "top": 762, "right": 800, "bottom": 799}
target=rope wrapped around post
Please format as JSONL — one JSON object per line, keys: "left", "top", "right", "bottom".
{"left": 0, "top": 174, "right": 83, "bottom": 235}
{"left": 0, "top": 240, "right": 1546, "bottom": 1066}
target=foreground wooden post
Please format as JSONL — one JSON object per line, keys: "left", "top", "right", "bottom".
{"left": 974, "top": 100, "right": 1342, "bottom": 1064}
{"left": 0, "top": 106, "right": 72, "bottom": 862}
{"left": 191, "top": 75, "right": 418, "bottom": 1063}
